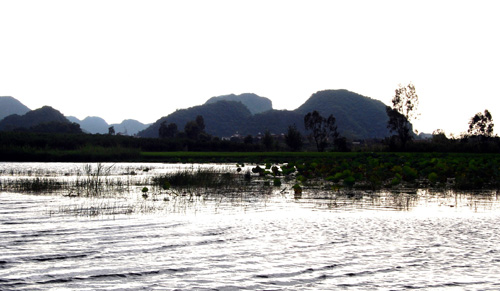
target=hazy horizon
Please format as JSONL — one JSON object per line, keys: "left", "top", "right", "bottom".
{"left": 1, "top": 0, "right": 498, "bottom": 136}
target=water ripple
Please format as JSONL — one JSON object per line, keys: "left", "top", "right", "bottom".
{"left": 2, "top": 164, "right": 500, "bottom": 290}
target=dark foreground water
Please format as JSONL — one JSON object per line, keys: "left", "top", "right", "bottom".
{"left": 1, "top": 163, "right": 500, "bottom": 290}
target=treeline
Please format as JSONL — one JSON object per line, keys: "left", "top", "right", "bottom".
{"left": 0, "top": 130, "right": 276, "bottom": 162}
{"left": 1, "top": 129, "right": 499, "bottom": 163}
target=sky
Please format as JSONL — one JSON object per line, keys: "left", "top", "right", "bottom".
{"left": 1, "top": 0, "right": 499, "bottom": 136}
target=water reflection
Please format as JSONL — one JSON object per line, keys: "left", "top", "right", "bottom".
{"left": 299, "top": 189, "right": 500, "bottom": 213}
{"left": 1, "top": 162, "right": 500, "bottom": 216}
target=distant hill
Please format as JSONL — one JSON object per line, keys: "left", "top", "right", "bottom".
{"left": 139, "top": 90, "right": 394, "bottom": 139}
{"left": 205, "top": 93, "right": 272, "bottom": 115}
{"left": 68, "top": 116, "right": 148, "bottom": 135}
{"left": 0, "top": 106, "right": 82, "bottom": 133}
{"left": 67, "top": 116, "right": 107, "bottom": 134}
{"left": 138, "top": 100, "right": 252, "bottom": 138}
{"left": 80, "top": 116, "right": 109, "bottom": 134}
{"left": 295, "top": 90, "right": 391, "bottom": 139}
{"left": 66, "top": 116, "right": 81, "bottom": 124}
{"left": 110, "top": 119, "right": 149, "bottom": 136}
{"left": 0, "top": 96, "right": 31, "bottom": 120}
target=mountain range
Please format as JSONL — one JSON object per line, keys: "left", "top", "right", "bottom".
{"left": 138, "top": 90, "right": 391, "bottom": 139}
{"left": 0, "top": 90, "right": 394, "bottom": 139}
{"left": 0, "top": 96, "right": 148, "bottom": 135}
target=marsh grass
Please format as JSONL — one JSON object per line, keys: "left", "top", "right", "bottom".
{"left": 1, "top": 177, "right": 64, "bottom": 193}
{"left": 54, "top": 200, "right": 134, "bottom": 217}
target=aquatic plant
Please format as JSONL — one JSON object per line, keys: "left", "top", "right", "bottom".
{"left": 142, "top": 187, "right": 149, "bottom": 199}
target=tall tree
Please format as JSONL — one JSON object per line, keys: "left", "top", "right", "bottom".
{"left": 386, "top": 83, "right": 419, "bottom": 149}
{"left": 304, "top": 110, "right": 339, "bottom": 152}
{"left": 467, "top": 109, "right": 494, "bottom": 137}
{"left": 285, "top": 124, "right": 303, "bottom": 151}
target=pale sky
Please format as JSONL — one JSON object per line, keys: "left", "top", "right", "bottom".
{"left": 1, "top": 0, "right": 499, "bottom": 136}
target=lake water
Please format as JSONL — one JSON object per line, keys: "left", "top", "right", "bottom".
{"left": 1, "top": 163, "right": 500, "bottom": 290}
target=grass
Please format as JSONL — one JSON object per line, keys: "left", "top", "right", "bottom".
{"left": 152, "top": 168, "right": 237, "bottom": 189}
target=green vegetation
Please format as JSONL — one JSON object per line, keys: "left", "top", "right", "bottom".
{"left": 284, "top": 152, "right": 500, "bottom": 191}
{"left": 141, "top": 152, "right": 500, "bottom": 190}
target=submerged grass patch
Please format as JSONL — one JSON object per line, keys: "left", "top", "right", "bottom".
{"left": 152, "top": 168, "right": 238, "bottom": 189}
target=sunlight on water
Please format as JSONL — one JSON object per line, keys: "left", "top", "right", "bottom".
{"left": 1, "top": 163, "right": 500, "bottom": 290}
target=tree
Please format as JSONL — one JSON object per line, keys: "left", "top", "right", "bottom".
{"left": 108, "top": 126, "right": 115, "bottom": 135}
{"left": 285, "top": 124, "right": 303, "bottom": 151}
{"left": 195, "top": 115, "right": 205, "bottom": 132}
{"left": 467, "top": 109, "right": 494, "bottom": 137}
{"left": 262, "top": 130, "right": 274, "bottom": 150}
{"left": 184, "top": 121, "right": 201, "bottom": 139}
{"left": 386, "top": 83, "right": 419, "bottom": 149}
{"left": 184, "top": 115, "right": 206, "bottom": 140}
{"left": 159, "top": 122, "right": 178, "bottom": 138}
{"left": 304, "top": 110, "right": 339, "bottom": 152}
{"left": 386, "top": 106, "right": 412, "bottom": 148}
{"left": 432, "top": 129, "right": 448, "bottom": 143}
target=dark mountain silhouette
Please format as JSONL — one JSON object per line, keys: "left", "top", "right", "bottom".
{"left": 110, "top": 119, "right": 149, "bottom": 136}
{"left": 1, "top": 90, "right": 393, "bottom": 139}
{"left": 138, "top": 100, "right": 252, "bottom": 138}
{"left": 139, "top": 90, "right": 393, "bottom": 139}
{"left": 0, "top": 106, "right": 82, "bottom": 133}
{"left": 0, "top": 96, "right": 31, "bottom": 120}
{"left": 205, "top": 93, "right": 272, "bottom": 114}
{"left": 295, "top": 90, "right": 391, "bottom": 139}
{"left": 244, "top": 110, "right": 305, "bottom": 135}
